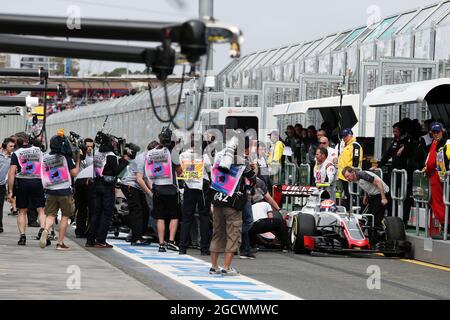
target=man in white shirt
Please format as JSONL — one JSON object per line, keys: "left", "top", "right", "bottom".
{"left": 314, "top": 147, "right": 336, "bottom": 200}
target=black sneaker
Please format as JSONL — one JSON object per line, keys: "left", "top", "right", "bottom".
{"left": 0, "top": 226, "right": 3, "bottom": 233}
{"left": 8, "top": 210, "right": 18, "bottom": 216}
{"left": 201, "top": 250, "right": 210, "bottom": 256}
{"left": 158, "top": 244, "right": 167, "bottom": 253}
{"left": 239, "top": 252, "right": 256, "bottom": 260}
{"left": 18, "top": 235, "right": 26, "bottom": 246}
{"left": 179, "top": 249, "right": 187, "bottom": 255}
{"left": 85, "top": 241, "right": 96, "bottom": 248}
{"left": 167, "top": 241, "right": 179, "bottom": 252}
{"left": 131, "top": 239, "right": 151, "bottom": 246}
{"left": 29, "top": 221, "right": 40, "bottom": 228}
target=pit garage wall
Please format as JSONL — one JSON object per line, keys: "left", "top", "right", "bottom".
{"left": 408, "top": 235, "right": 450, "bottom": 268}
{"left": 0, "top": 114, "right": 27, "bottom": 138}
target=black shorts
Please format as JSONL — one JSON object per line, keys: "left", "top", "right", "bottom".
{"left": 152, "top": 193, "right": 181, "bottom": 220}
{"left": 14, "top": 179, "right": 46, "bottom": 210}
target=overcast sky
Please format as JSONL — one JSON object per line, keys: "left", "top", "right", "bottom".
{"left": 1, "top": 0, "right": 441, "bottom": 75}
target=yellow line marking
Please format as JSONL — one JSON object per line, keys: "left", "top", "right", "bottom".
{"left": 400, "top": 259, "right": 450, "bottom": 272}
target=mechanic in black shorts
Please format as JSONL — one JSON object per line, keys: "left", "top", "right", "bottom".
{"left": 144, "top": 128, "right": 182, "bottom": 253}
{"left": 7, "top": 132, "right": 46, "bottom": 245}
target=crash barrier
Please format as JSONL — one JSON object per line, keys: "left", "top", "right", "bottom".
{"left": 285, "top": 162, "right": 297, "bottom": 186}
{"left": 391, "top": 169, "right": 408, "bottom": 220}
{"left": 349, "top": 168, "right": 362, "bottom": 213}
{"left": 412, "top": 171, "right": 431, "bottom": 237}
{"left": 443, "top": 173, "right": 450, "bottom": 241}
{"left": 297, "top": 164, "right": 310, "bottom": 187}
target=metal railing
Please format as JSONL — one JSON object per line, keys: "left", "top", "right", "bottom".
{"left": 285, "top": 161, "right": 297, "bottom": 186}
{"left": 349, "top": 168, "right": 362, "bottom": 213}
{"left": 412, "top": 170, "right": 431, "bottom": 237}
{"left": 298, "top": 164, "right": 311, "bottom": 187}
{"left": 391, "top": 169, "right": 408, "bottom": 220}
{"left": 372, "top": 168, "right": 383, "bottom": 180}
{"left": 443, "top": 173, "right": 450, "bottom": 241}
{"left": 270, "top": 163, "right": 283, "bottom": 185}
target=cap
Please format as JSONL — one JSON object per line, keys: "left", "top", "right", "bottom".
{"left": 431, "top": 123, "right": 444, "bottom": 133}
{"left": 268, "top": 130, "right": 279, "bottom": 136}
{"left": 340, "top": 128, "right": 353, "bottom": 138}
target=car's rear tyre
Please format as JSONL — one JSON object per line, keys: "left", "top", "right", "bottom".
{"left": 382, "top": 216, "right": 407, "bottom": 258}
{"left": 384, "top": 216, "right": 406, "bottom": 241}
{"left": 291, "top": 214, "right": 316, "bottom": 254}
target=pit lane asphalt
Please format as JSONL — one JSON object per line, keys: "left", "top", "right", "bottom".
{"left": 69, "top": 228, "right": 450, "bottom": 300}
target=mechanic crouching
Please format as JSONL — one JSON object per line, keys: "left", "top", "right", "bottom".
{"left": 248, "top": 165, "right": 288, "bottom": 253}
{"left": 86, "top": 132, "right": 129, "bottom": 248}
{"left": 342, "top": 167, "right": 390, "bottom": 230}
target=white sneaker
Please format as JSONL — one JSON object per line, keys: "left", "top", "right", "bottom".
{"left": 221, "top": 267, "right": 240, "bottom": 277}
{"left": 209, "top": 267, "right": 222, "bottom": 275}
{"left": 39, "top": 229, "right": 49, "bottom": 249}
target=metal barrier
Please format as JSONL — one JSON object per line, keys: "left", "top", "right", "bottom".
{"left": 443, "top": 173, "right": 450, "bottom": 241}
{"left": 412, "top": 171, "right": 431, "bottom": 237}
{"left": 390, "top": 169, "right": 408, "bottom": 220}
{"left": 349, "top": 169, "right": 362, "bottom": 213}
{"left": 270, "top": 163, "right": 282, "bottom": 185}
{"left": 284, "top": 162, "right": 298, "bottom": 186}
{"left": 297, "top": 164, "right": 310, "bottom": 187}
{"left": 372, "top": 168, "right": 383, "bottom": 180}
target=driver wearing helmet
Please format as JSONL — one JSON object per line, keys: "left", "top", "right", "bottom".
{"left": 320, "top": 199, "right": 338, "bottom": 213}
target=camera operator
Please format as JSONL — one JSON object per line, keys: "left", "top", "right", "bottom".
{"left": 178, "top": 134, "right": 212, "bottom": 256}
{"left": 86, "top": 132, "right": 129, "bottom": 249}
{"left": 0, "top": 138, "right": 15, "bottom": 233}
{"left": 144, "top": 128, "right": 182, "bottom": 253}
{"left": 119, "top": 142, "right": 154, "bottom": 246}
{"left": 7, "top": 132, "right": 46, "bottom": 245}
{"left": 74, "top": 138, "right": 95, "bottom": 238}
{"left": 209, "top": 136, "right": 257, "bottom": 276}
{"left": 39, "top": 130, "right": 80, "bottom": 250}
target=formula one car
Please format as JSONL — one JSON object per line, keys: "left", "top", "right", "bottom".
{"left": 274, "top": 185, "right": 411, "bottom": 257}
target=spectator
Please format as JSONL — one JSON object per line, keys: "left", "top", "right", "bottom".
{"left": 372, "top": 123, "right": 413, "bottom": 225}
{"left": 284, "top": 126, "right": 301, "bottom": 165}
{"left": 319, "top": 137, "right": 338, "bottom": 165}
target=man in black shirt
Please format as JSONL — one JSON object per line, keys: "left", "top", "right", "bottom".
{"left": 86, "top": 133, "right": 129, "bottom": 248}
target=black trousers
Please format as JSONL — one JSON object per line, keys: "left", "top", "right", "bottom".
{"left": 368, "top": 194, "right": 389, "bottom": 228}
{"left": 340, "top": 180, "right": 350, "bottom": 211}
{"left": 179, "top": 188, "right": 211, "bottom": 252}
{"left": 0, "top": 185, "right": 5, "bottom": 227}
{"left": 120, "top": 185, "right": 150, "bottom": 241}
{"left": 249, "top": 218, "right": 289, "bottom": 248}
{"left": 88, "top": 181, "right": 115, "bottom": 244}
{"left": 74, "top": 178, "right": 95, "bottom": 236}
